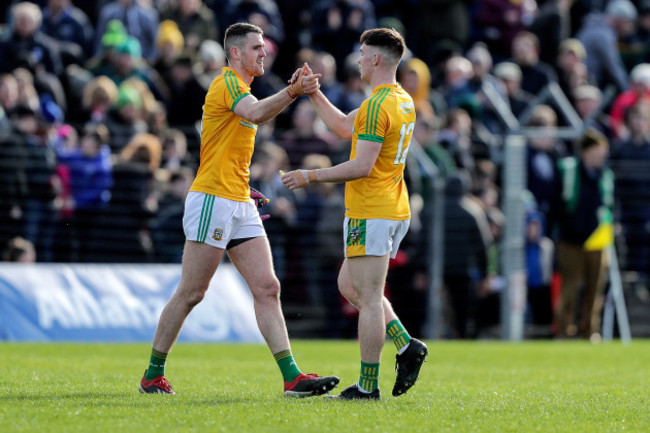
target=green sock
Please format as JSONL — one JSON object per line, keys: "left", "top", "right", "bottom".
{"left": 386, "top": 319, "right": 412, "bottom": 352}
{"left": 274, "top": 349, "right": 301, "bottom": 382}
{"left": 145, "top": 348, "right": 168, "bottom": 380}
{"left": 359, "top": 362, "right": 380, "bottom": 392}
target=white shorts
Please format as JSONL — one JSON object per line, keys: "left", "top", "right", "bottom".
{"left": 183, "top": 191, "right": 265, "bottom": 249}
{"left": 343, "top": 217, "right": 410, "bottom": 258}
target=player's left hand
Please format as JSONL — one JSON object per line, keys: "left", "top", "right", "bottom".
{"left": 250, "top": 187, "right": 271, "bottom": 221}
{"left": 280, "top": 169, "right": 316, "bottom": 190}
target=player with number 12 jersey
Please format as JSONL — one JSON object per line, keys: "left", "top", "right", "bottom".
{"left": 346, "top": 84, "right": 415, "bottom": 221}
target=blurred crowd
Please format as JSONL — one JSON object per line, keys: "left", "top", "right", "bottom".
{"left": 1, "top": 0, "right": 650, "bottom": 340}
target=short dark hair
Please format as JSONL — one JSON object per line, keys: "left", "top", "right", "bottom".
{"left": 360, "top": 28, "right": 406, "bottom": 65}
{"left": 224, "top": 23, "right": 263, "bottom": 61}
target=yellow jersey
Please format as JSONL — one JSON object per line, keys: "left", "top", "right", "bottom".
{"left": 190, "top": 67, "right": 257, "bottom": 201}
{"left": 345, "top": 84, "right": 415, "bottom": 220}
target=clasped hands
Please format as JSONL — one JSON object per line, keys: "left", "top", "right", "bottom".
{"left": 286, "top": 63, "right": 321, "bottom": 99}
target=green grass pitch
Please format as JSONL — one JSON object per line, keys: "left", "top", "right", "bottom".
{"left": 1, "top": 340, "right": 648, "bottom": 432}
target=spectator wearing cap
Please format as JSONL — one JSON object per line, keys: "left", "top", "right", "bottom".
{"left": 153, "top": 20, "right": 185, "bottom": 87}
{"left": 94, "top": 0, "right": 160, "bottom": 62}
{"left": 609, "top": 63, "right": 650, "bottom": 139}
{"left": 102, "top": 36, "right": 168, "bottom": 102}
{"left": 86, "top": 19, "right": 128, "bottom": 77}
{"left": 493, "top": 61, "right": 534, "bottom": 120}
{"left": 577, "top": 0, "right": 637, "bottom": 92}
{"left": 0, "top": 2, "right": 63, "bottom": 77}
{"left": 105, "top": 84, "right": 146, "bottom": 153}
{"left": 161, "top": 0, "right": 218, "bottom": 53}
{"left": 551, "top": 129, "right": 613, "bottom": 340}
{"left": 41, "top": 0, "right": 95, "bottom": 65}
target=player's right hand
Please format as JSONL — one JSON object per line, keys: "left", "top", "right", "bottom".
{"left": 280, "top": 169, "right": 316, "bottom": 190}
{"left": 287, "top": 63, "right": 321, "bottom": 97}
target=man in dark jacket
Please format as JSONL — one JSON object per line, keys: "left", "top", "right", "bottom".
{"left": 0, "top": 2, "right": 63, "bottom": 77}
{"left": 551, "top": 129, "right": 614, "bottom": 339}
{"left": 443, "top": 170, "right": 492, "bottom": 338}
{"left": 42, "top": 0, "right": 95, "bottom": 64}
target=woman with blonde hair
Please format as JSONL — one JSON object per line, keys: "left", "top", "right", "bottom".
{"left": 82, "top": 75, "right": 119, "bottom": 124}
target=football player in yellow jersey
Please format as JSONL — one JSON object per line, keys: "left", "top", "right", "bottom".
{"left": 282, "top": 28, "right": 428, "bottom": 400}
{"left": 140, "top": 22, "right": 340, "bottom": 397}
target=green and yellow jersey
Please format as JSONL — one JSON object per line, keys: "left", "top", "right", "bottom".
{"left": 345, "top": 84, "right": 415, "bottom": 220}
{"left": 190, "top": 67, "right": 257, "bottom": 202}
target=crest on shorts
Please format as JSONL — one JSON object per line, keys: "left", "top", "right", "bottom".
{"left": 349, "top": 227, "right": 361, "bottom": 243}
{"left": 347, "top": 219, "right": 366, "bottom": 246}
{"left": 213, "top": 228, "right": 223, "bottom": 241}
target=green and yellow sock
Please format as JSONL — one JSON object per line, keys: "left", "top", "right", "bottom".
{"left": 386, "top": 319, "right": 412, "bottom": 353}
{"left": 145, "top": 348, "right": 168, "bottom": 380}
{"left": 359, "top": 362, "right": 380, "bottom": 393}
{"left": 274, "top": 349, "right": 301, "bottom": 382}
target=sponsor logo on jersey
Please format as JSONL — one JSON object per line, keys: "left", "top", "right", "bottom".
{"left": 399, "top": 101, "right": 414, "bottom": 114}
{"left": 239, "top": 120, "right": 258, "bottom": 130}
{"left": 213, "top": 228, "right": 223, "bottom": 241}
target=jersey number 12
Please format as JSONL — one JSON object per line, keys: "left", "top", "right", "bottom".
{"left": 393, "top": 122, "right": 415, "bottom": 165}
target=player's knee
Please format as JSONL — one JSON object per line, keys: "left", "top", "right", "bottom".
{"left": 253, "top": 277, "right": 281, "bottom": 300}
{"left": 187, "top": 291, "right": 206, "bottom": 307}
{"left": 181, "top": 287, "right": 208, "bottom": 308}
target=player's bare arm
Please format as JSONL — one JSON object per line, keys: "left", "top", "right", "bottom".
{"left": 234, "top": 64, "right": 320, "bottom": 124}
{"left": 281, "top": 139, "right": 381, "bottom": 190}
{"left": 309, "top": 90, "right": 358, "bottom": 139}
